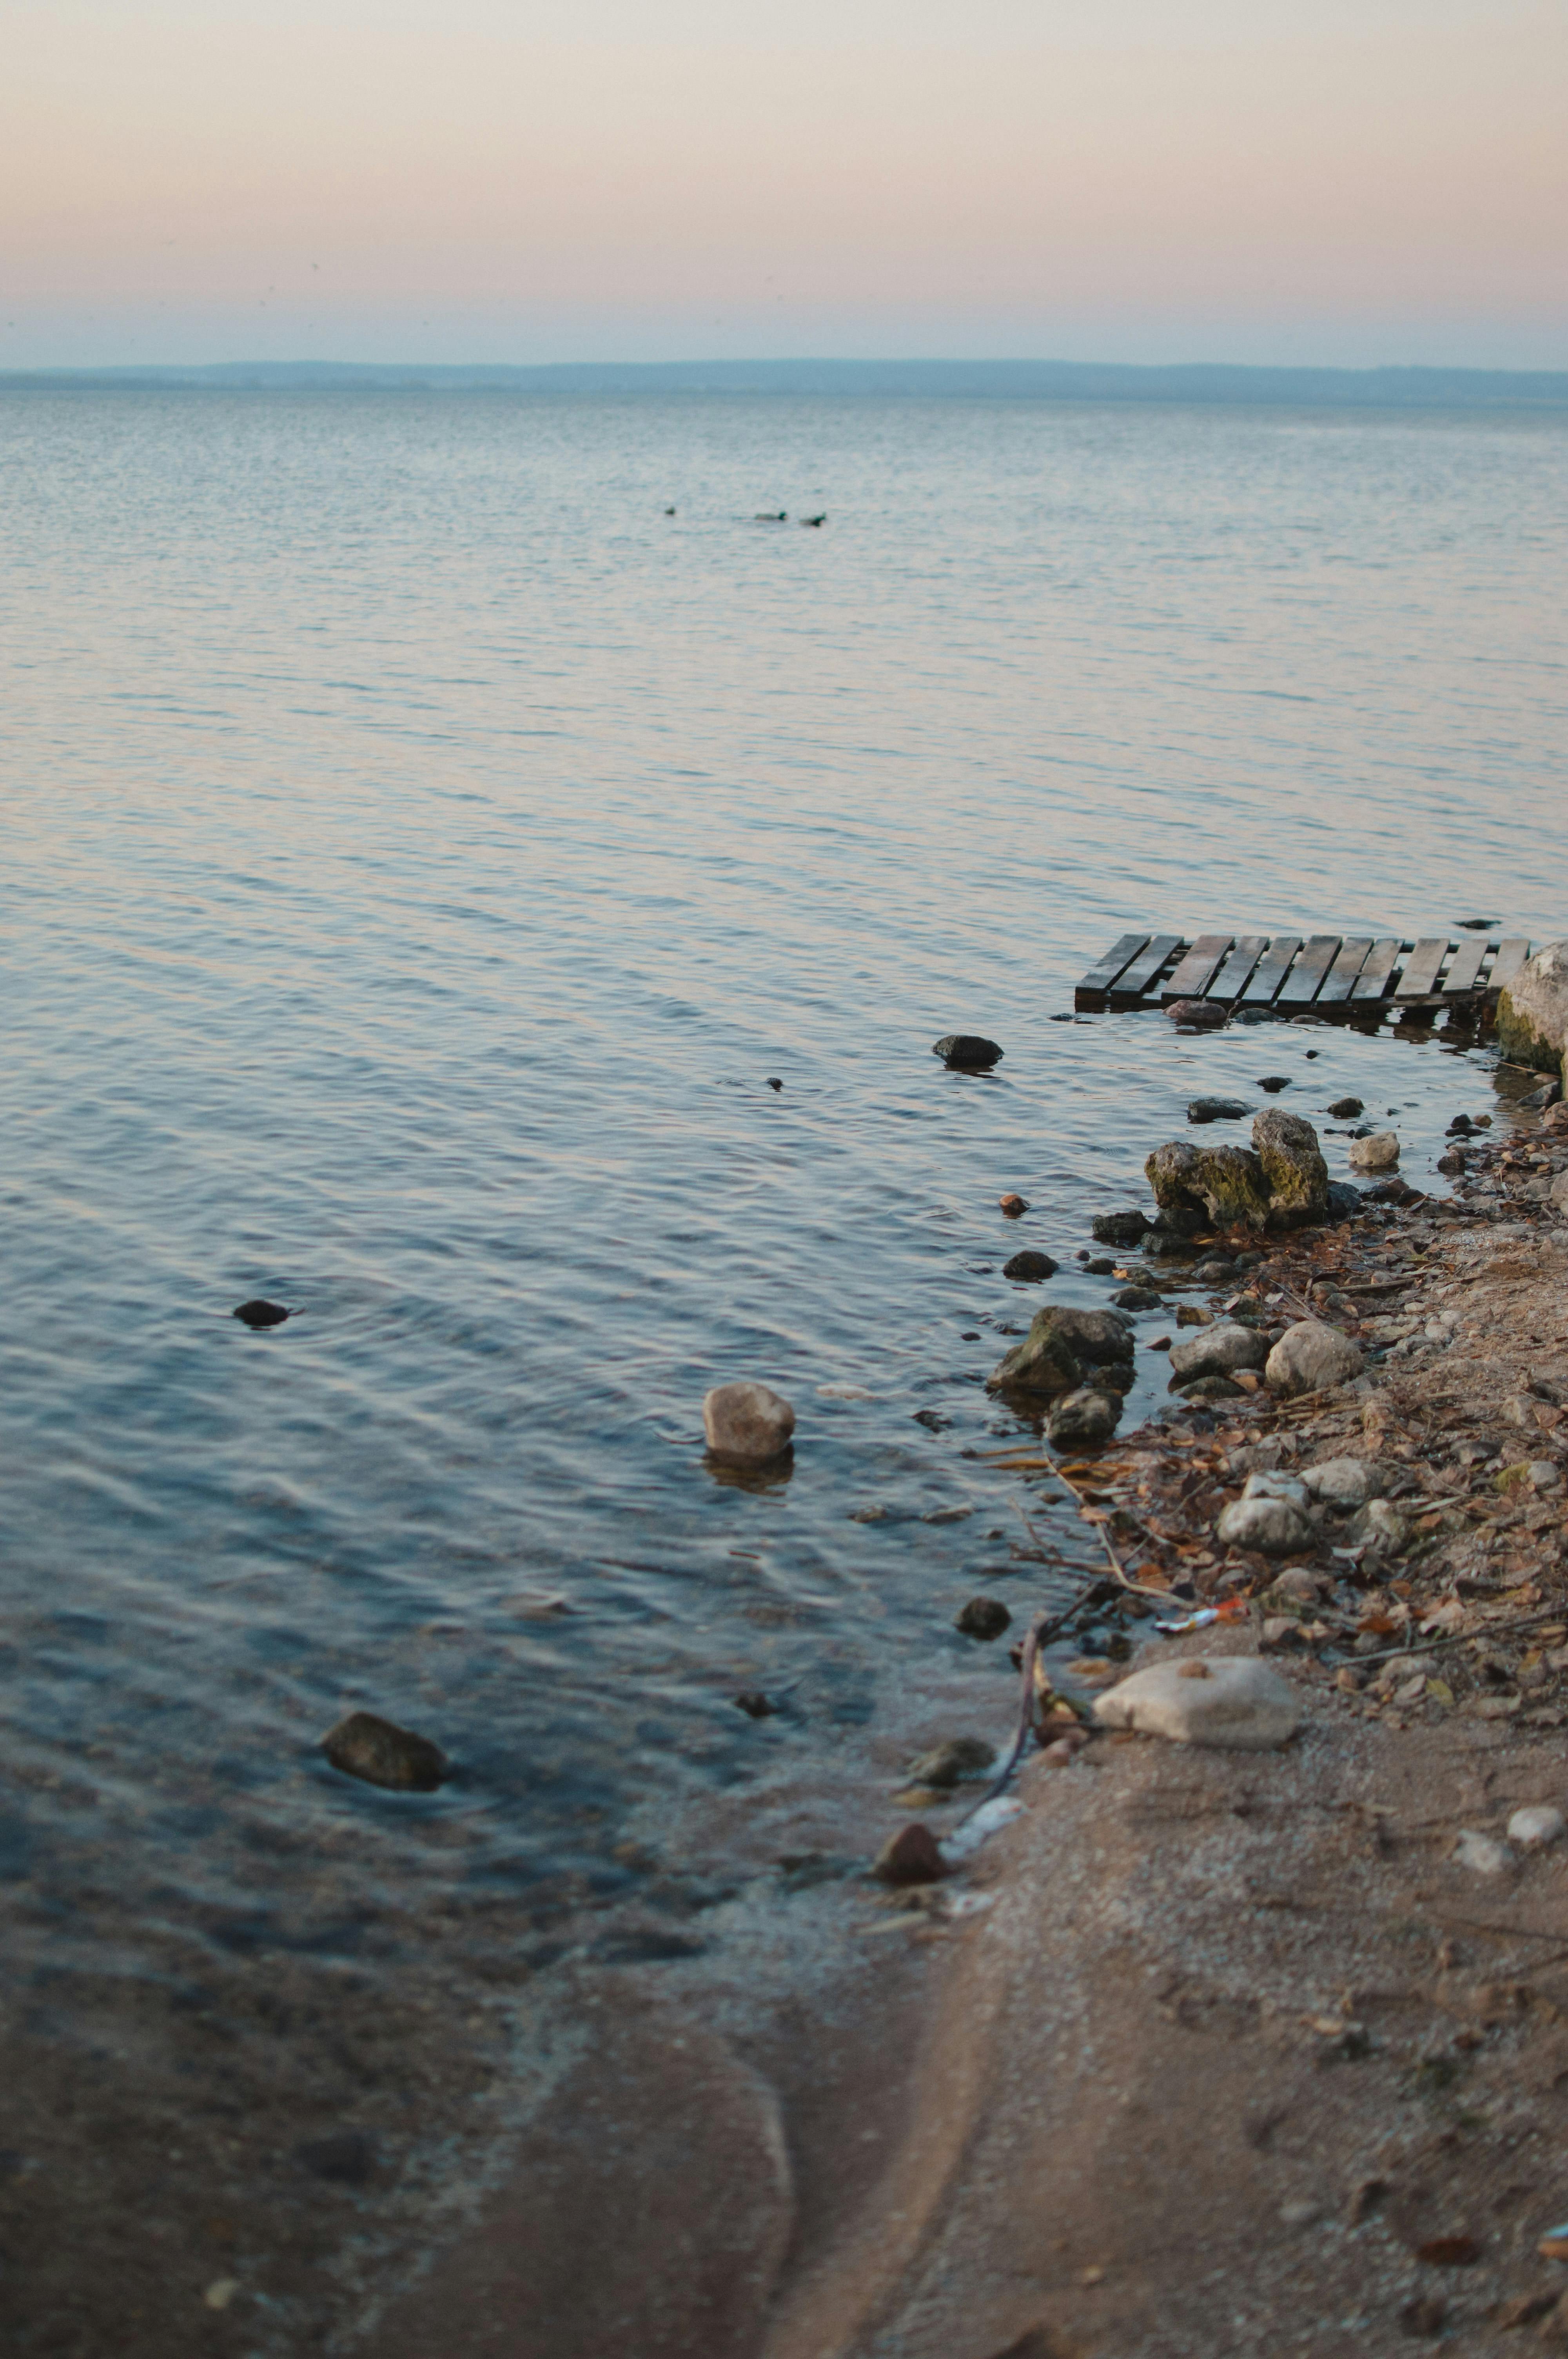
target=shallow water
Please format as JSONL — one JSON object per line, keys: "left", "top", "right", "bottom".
{"left": 2, "top": 385, "right": 1565, "bottom": 1988}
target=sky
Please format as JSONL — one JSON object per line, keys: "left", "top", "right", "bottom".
{"left": 4, "top": 0, "right": 1564, "bottom": 371}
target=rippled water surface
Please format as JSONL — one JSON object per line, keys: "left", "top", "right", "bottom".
{"left": 3, "top": 386, "right": 1566, "bottom": 1984}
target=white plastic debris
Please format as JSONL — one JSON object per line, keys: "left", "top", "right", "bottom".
{"left": 1508, "top": 1806, "right": 1566, "bottom": 1850}
{"left": 939, "top": 1795, "right": 1023, "bottom": 1864}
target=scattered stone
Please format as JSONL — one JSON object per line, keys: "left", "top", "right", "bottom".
{"left": 1528, "top": 1460, "right": 1563, "bottom": 1490}
{"left": 933, "top": 1034, "right": 1003, "bottom": 1069}
{"left": 1047, "top": 1389, "right": 1121, "bottom": 1448}
{"left": 1253, "top": 1107, "right": 1330, "bottom": 1225}
{"left": 1453, "top": 1830, "right": 1512, "bottom": 1876}
{"left": 1495, "top": 940, "right": 1568, "bottom": 1086}
{"left": 1112, "top": 1285, "right": 1161, "bottom": 1310}
{"left": 1174, "top": 1304, "right": 1210, "bottom": 1327}
{"left": 1167, "top": 998, "right": 1228, "bottom": 1029}
{"left": 1328, "top": 1097, "right": 1364, "bottom": 1119}
{"left": 1083, "top": 1256, "right": 1117, "bottom": 1275}
{"left": 1169, "top": 1320, "right": 1270, "bottom": 1382}
{"left": 1176, "top": 1374, "right": 1245, "bottom": 1402}
{"left": 1325, "top": 1181, "right": 1364, "bottom": 1219}
{"left": 1188, "top": 1096, "right": 1250, "bottom": 1123}
{"left": 1347, "top": 1498, "right": 1409, "bottom": 1554}
{"left": 322, "top": 1710, "right": 449, "bottom": 1793}
{"left": 1216, "top": 1492, "right": 1314, "bottom": 1554}
{"left": 998, "top": 1192, "right": 1029, "bottom": 1216}
{"left": 1508, "top": 1805, "right": 1566, "bottom": 1849}
{"left": 1002, "top": 1249, "right": 1058, "bottom": 1282}
{"left": 874, "top": 1823, "right": 949, "bottom": 1886}
{"left": 1301, "top": 1456, "right": 1385, "bottom": 1509}
{"left": 1094, "top": 1657, "right": 1301, "bottom": 1750}
{"left": 1348, "top": 1132, "right": 1401, "bottom": 1172}
{"left": 1268, "top": 1568, "right": 1323, "bottom": 1604}
{"left": 1091, "top": 1210, "right": 1150, "bottom": 1247}
{"left": 955, "top": 1597, "right": 1011, "bottom": 1640}
{"left": 906, "top": 1737, "right": 996, "bottom": 1789}
{"left": 1265, "top": 1320, "right": 1365, "bottom": 1397}
{"left": 233, "top": 1298, "right": 292, "bottom": 1329}
{"left": 703, "top": 1381, "right": 796, "bottom": 1465}
{"left": 734, "top": 1691, "right": 779, "bottom": 1718}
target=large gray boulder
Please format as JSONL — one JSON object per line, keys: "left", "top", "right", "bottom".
{"left": 1265, "top": 1319, "right": 1365, "bottom": 1397}
{"left": 1169, "top": 1320, "right": 1270, "bottom": 1381}
{"left": 1145, "top": 1140, "right": 1272, "bottom": 1231}
{"left": 1496, "top": 941, "right": 1568, "bottom": 1084}
{"left": 1094, "top": 1657, "right": 1301, "bottom": 1750}
{"left": 1253, "top": 1108, "right": 1329, "bottom": 1225}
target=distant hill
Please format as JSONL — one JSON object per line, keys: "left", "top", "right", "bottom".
{"left": 6, "top": 358, "right": 1567, "bottom": 407}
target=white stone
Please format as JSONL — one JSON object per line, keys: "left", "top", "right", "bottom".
{"left": 702, "top": 1381, "right": 796, "bottom": 1464}
{"left": 1094, "top": 1656, "right": 1301, "bottom": 1750}
{"left": 1242, "top": 1470, "right": 1310, "bottom": 1509}
{"left": 1529, "top": 1460, "right": 1564, "bottom": 1491}
{"left": 1507, "top": 1805, "right": 1566, "bottom": 1850}
{"left": 1347, "top": 1498, "right": 1409, "bottom": 1554}
{"left": 1453, "top": 1829, "right": 1512, "bottom": 1876}
{"left": 1168, "top": 1320, "right": 1271, "bottom": 1381}
{"left": 1301, "top": 1456, "right": 1384, "bottom": 1510}
{"left": 1265, "top": 1319, "right": 1365, "bottom": 1398}
{"left": 1348, "top": 1132, "right": 1401, "bottom": 1172}
{"left": 1216, "top": 1494, "right": 1315, "bottom": 1554}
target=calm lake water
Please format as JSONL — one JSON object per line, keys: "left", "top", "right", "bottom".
{"left": 2, "top": 387, "right": 1565, "bottom": 2028}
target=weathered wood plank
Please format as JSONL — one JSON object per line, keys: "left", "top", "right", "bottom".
{"left": 1395, "top": 938, "right": 1451, "bottom": 1000}
{"left": 1109, "top": 934, "right": 1184, "bottom": 1009}
{"left": 1203, "top": 934, "right": 1269, "bottom": 1001}
{"left": 1351, "top": 939, "right": 1403, "bottom": 1001}
{"left": 1161, "top": 934, "right": 1234, "bottom": 1005}
{"left": 1487, "top": 939, "right": 1532, "bottom": 997}
{"left": 1441, "top": 938, "right": 1488, "bottom": 998}
{"left": 1241, "top": 937, "right": 1302, "bottom": 1003}
{"left": 1073, "top": 932, "right": 1151, "bottom": 1011}
{"left": 1317, "top": 938, "right": 1374, "bottom": 1005}
{"left": 1276, "top": 935, "right": 1342, "bottom": 1006}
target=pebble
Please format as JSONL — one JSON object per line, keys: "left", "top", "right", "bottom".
{"left": 955, "top": 1597, "right": 1011, "bottom": 1640}
{"left": 1347, "top": 1498, "right": 1409, "bottom": 1554}
{"left": 998, "top": 1192, "right": 1029, "bottom": 1216}
{"left": 933, "top": 1034, "right": 1002, "bottom": 1069}
{"left": 203, "top": 2281, "right": 240, "bottom": 2312}
{"left": 233, "top": 1298, "right": 292, "bottom": 1329}
{"left": 321, "top": 1710, "right": 449, "bottom": 1793}
{"left": 1256, "top": 1076, "right": 1292, "bottom": 1093}
{"left": 734, "top": 1691, "right": 778, "bottom": 1718}
{"left": 1002, "top": 1249, "right": 1058, "bottom": 1282}
{"left": 1328, "top": 1097, "right": 1364, "bottom": 1119}
{"left": 1093, "top": 1657, "right": 1301, "bottom": 1749}
{"left": 874, "top": 1824, "right": 949, "bottom": 1886}
{"left": 1507, "top": 1805, "right": 1566, "bottom": 1849}
{"left": 1348, "top": 1132, "right": 1401, "bottom": 1172}
{"left": 1453, "top": 1829, "right": 1512, "bottom": 1876}
{"left": 1529, "top": 1460, "right": 1564, "bottom": 1490}
{"left": 702, "top": 1380, "right": 796, "bottom": 1465}
{"left": 1265, "top": 1319, "right": 1365, "bottom": 1397}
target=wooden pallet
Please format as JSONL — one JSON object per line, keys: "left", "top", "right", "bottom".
{"left": 1073, "top": 932, "right": 1531, "bottom": 1016}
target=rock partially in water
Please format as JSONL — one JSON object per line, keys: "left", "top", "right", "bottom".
{"left": 1047, "top": 1388, "right": 1120, "bottom": 1447}
{"left": 733, "top": 1691, "right": 779, "bottom": 1718}
{"left": 1094, "top": 1657, "right": 1301, "bottom": 1750}
{"left": 1169, "top": 1320, "right": 1270, "bottom": 1381}
{"left": 233, "top": 1298, "right": 292, "bottom": 1329}
{"left": 933, "top": 1034, "right": 1003, "bottom": 1069}
{"left": 1091, "top": 1209, "right": 1149, "bottom": 1247}
{"left": 1252, "top": 1107, "right": 1329, "bottom": 1226}
{"left": 703, "top": 1381, "right": 796, "bottom": 1465}
{"left": 1187, "top": 1096, "right": 1250, "bottom": 1123}
{"left": 986, "top": 1312, "right": 1081, "bottom": 1399}
{"left": 998, "top": 1192, "right": 1029, "bottom": 1216}
{"left": 1043, "top": 1305, "right": 1136, "bottom": 1369}
{"left": 955, "top": 1596, "right": 1011, "bottom": 1640}
{"left": 1256, "top": 1076, "right": 1292, "bottom": 1094}
{"left": 1348, "top": 1132, "right": 1400, "bottom": 1172}
{"left": 905, "top": 1736, "right": 995, "bottom": 1789}
{"left": 1265, "top": 1319, "right": 1365, "bottom": 1397}
{"left": 874, "top": 1823, "right": 949, "bottom": 1886}
{"left": 1002, "top": 1249, "right": 1058, "bottom": 1282}
{"left": 1495, "top": 941, "right": 1568, "bottom": 1085}
{"left": 1329, "top": 1096, "right": 1365, "bottom": 1119}
{"left": 322, "top": 1710, "right": 448, "bottom": 1793}
{"left": 1325, "top": 1181, "right": 1365, "bottom": 1220}
{"left": 1167, "top": 998, "right": 1228, "bottom": 1029}
{"left": 1173, "top": 1374, "right": 1245, "bottom": 1403}
{"left": 1112, "top": 1285, "right": 1161, "bottom": 1310}
{"left": 1146, "top": 1139, "right": 1272, "bottom": 1231}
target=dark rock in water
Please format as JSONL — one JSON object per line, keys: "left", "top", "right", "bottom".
{"left": 1193, "top": 1256, "right": 1235, "bottom": 1282}
{"left": 322, "top": 1710, "right": 448, "bottom": 1793}
{"left": 1326, "top": 1181, "right": 1365, "bottom": 1219}
{"left": 998, "top": 1192, "right": 1029, "bottom": 1216}
{"left": 933, "top": 1034, "right": 1003, "bottom": 1069}
{"left": 1084, "top": 1255, "right": 1116, "bottom": 1275}
{"left": 766, "top": 1077, "right": 783, "bottom": 1092}
{"left": 294, "top": 2132, "right": 378, "bottom": 2186}
{"left": 1253, "top": 1107, "right": 1329, "bottom": 1225}
{"left": 734, "top": 1691, "right": 779, "bottom": 1719}
{"left": 985, "top": 1312, "right": 1080, "bottom": 1399}
{"left": 1456, "top": 918, "right": 1499, "bottom": 931}
{"left": 1167, "top": 998, "right": 1228, "bottom": 1030}
{"left": 905, "top": 1736, "right": 995, "bottom": 1789}
{"left": 1187, "top": 1096, "right": 1250, "bottom": 1123}
{"left": 233, "top": 1298, "right": 292, "bottom": 1329}
{"left": 1256, "top": 1076, "right": 1292, "bottom": 1093}
{"left": 874, "top": 1823, "right": 948, "bottom": 1886}
{"left": 1112, "top": 1285, "right": 1161, "bottom": 1310}
{"left": 1153, "top": 1204, "right": 1207, "bottom": 1238}
{"left": 1002, "top": 1249, "right": 1058, "bottom": 1282}
{"left": 955, "top": 1596, "right": 1011, "bottom": 1640}
{"left": 1522, "top": 1079, "right": 1563, "bottom": 1110}
{"left": 1140, "top": 1230, "right": 1194, "bottom": 1260}
{"left": 1041, "top": 1305, "right": 1135, "bottom": 1367}
{"left": 1172, "top": 1374, "right": 1245, "bottom": 1401}
{"left": 1435, "top": 1148, "right": 1465, "bottom": 1175}
{"left": 1329, "top": 1097, "right": 1364, "bottom": 1119}
{"left": 1047, "top": 1388, "right": 1120, "bottom": 1447}
{"left": 1091, "top": 1209, "right": 1149, "bottom": 1247}
{"left": 1446, "top": 1113, "right": 1473, "bottom": 1135}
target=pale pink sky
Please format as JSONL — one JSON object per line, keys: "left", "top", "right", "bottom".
{"left": 4, "top": 0, "right": 1564, "bottom": 368}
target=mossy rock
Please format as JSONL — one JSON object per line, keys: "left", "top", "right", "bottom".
{"left": 1252, "top": 1107, "right": 1329, "bottom": 1227}
{"left": 1145, "top": 1138, "right": 1272, "bottom": 1231}
{"left": 1497, "top": 944, "right": 1568, "bottom": 1082}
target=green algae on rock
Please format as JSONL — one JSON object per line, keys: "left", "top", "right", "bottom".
{"left": 1496, "top": 942, "right": 1568, "bottom": 1084}
{"left": 1252, "top": 1106, "right": 1329, "bottom": 1225}
{"left": 1145, "top": 1138, "right": 1272, "bottom": 1231}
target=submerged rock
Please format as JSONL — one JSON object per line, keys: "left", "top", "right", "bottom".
{"left": 1091, "top": 1209, "right": 1149, "bottom": 1247}
{"left": 1328, "top": 1096, "right": 1364, "bottom": 1119}
{"left": 905, "top": 1736, "right": 995, "bottom": 1789}
{"left": 233, "top": 1298, "right": 292, "bottom": 1329}
{"left": 933, "top": 1033, "right": 1003, "bottom": 1069}
{"left": 1047, "top": 1388, "right": 1120, "bottom": 1447}
{"left": 1495, "top": 941, "right": 1568, "bottom": 1084}
{"left": 1188, "top": 1096, "right": 1250, "bottom": 1123}
{"left": 1002, "top": 1249, "right": 1058, "bottom": 1282}
{"left": 1252, "top": 1107, "right": 1329, "bottom": 1225}
{"left": 322, "top": 1710, "right": 448, "bottom": 1793}
{"left": 954, "top": 1596, "right": 1011, "bottom": 1640}
{"left": 1265, "top": 1320, "right": 1365, "bottom": 1397}
{"left": 1094, "top": 1657, "right": 1301, "bottom": 1750}
{"left": 1112, "top": 1285, "right": 1161, "bottom": 1310}
{"left": 703, "top": 1381, "right": 796, "bottom": 1465}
